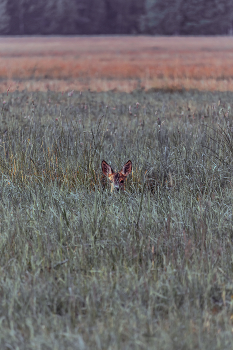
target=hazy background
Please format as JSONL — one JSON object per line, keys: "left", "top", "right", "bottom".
{"left": 1, "top": 0, "right": 232, "bottom": 36}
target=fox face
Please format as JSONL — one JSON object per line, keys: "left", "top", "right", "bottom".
{"left": 101, "top": 160, "right": 132, "bottom": 192}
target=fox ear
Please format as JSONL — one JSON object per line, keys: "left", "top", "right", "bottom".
{"left": 121, "top": 160, "right": 132, "bottom": 176}
{"left": 102, "top": 160, "right": 114, "bottom": 176}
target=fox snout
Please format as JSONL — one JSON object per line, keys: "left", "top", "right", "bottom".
{"left": 102, "top": 160, "right": 132, "bottom": 192}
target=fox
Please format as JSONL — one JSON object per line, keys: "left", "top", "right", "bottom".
{"left": 101, "top": 160, "right": 132, "bottom": 192}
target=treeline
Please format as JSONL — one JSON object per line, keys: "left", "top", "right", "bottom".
{"left": 1, "top": 0, "right": 233, "bottom": 35}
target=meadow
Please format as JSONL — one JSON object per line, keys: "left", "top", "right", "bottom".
{"left": 1, "top": 37, "right": 233, "bottom": 349}
{"left": 1, "top": 36, "right": 233, "bottom": 92}
{"left": 0, "top": 87, "right": 233, "bottom": 349}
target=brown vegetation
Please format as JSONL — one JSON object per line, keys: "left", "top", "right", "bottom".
{"left": 1, "top": 36, "right": 233, "bottom": 92}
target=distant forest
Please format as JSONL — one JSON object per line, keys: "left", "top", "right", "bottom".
{"left": 1, "top": 0, "right": 233, "bottom": 35}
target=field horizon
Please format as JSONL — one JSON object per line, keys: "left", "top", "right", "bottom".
{"left": 1, "top": 36, "right": 233, "bottom": 93}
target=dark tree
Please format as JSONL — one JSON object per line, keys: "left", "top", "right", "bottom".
{"left": 180, "top": 0, "right": 233, "bottom": 35}
{"left": 0, "top": 0, "right": 9, "bottom": 34}
{"left": 2, "top": 0, "right": 233, "bottom": 35}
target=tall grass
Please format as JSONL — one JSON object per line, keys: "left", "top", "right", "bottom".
{"left": 1, "top": 88, "right": 233, "bottom": 349}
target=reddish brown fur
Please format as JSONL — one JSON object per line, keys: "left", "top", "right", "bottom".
{"left": 102, "top": 160, "right": 132, "bottom": 192}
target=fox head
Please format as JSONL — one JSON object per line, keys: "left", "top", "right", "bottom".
{"left": 102, "top": 160, "right": 132, "bottom": 192}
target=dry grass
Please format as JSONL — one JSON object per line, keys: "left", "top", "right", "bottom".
{"left": 1, "top": 36, "right": 233, "bottom": 92}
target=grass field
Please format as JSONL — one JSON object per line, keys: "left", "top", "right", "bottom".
{"left": 1, "top": 36, "right": 233, "bottom": 92}
{"left": 1, "top": 87, "right": 233, "bottom": 349}
{"left": 2, "top": 36, "right": 233, "bottom": 349}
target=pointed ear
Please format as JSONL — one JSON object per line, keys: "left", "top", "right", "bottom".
{"left": 121, "top": 160, "right": 132, "bottom": 176}
{"left": 102, "top": 160, "right": 114, "bottom": 176}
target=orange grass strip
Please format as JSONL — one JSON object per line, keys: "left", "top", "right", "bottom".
{"left": 0, "top": 36, "right": 233, "bottom": 92}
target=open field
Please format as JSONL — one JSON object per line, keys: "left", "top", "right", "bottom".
{"left": 1, "top": 87, "right": 233, "bottom": 348}
{"left": 1, "top": 36, "right": 233, "bottom": 348}
{"left": 1, "top": 36, "right": 233, "bottom": 92}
